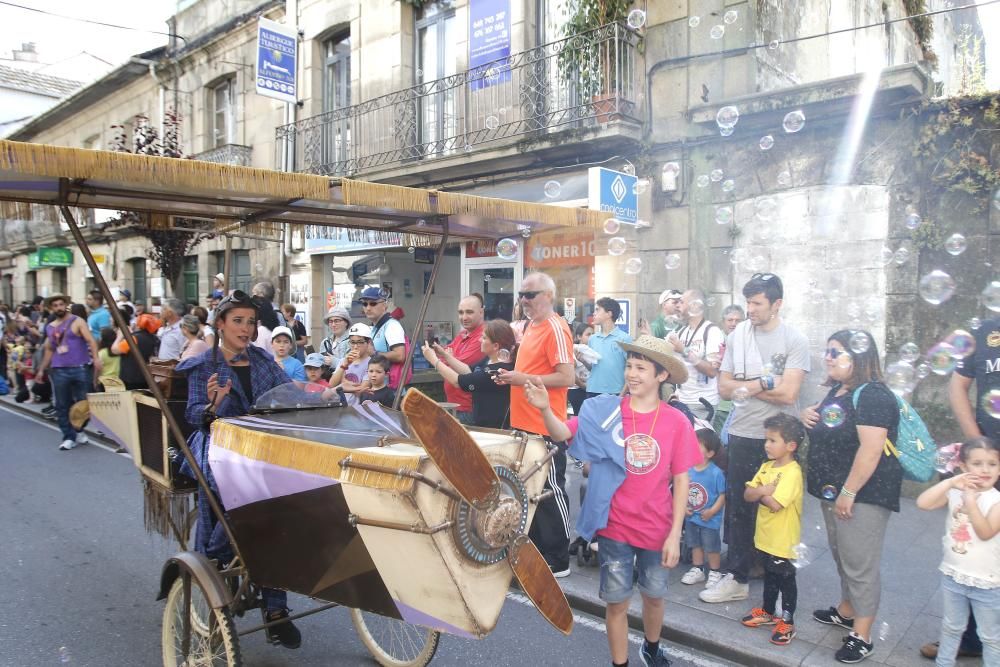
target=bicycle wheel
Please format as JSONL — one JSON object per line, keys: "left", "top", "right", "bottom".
{"left": 162, "top": 574, "right": 241, "bottom": 666}
{"left": 350, "top": 607, "right": 440, "bottom": 667}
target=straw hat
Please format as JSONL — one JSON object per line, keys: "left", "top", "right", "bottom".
{"left": 45, "top": 294, "right": 71, "bottom": 308}
{"left": 618, "top": 335, "right": 688, "bottom": 385}
{"left": 69, "top": 399, "right": 90, "bottom": 430}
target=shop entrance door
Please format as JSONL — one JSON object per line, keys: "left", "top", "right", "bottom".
{"left": 466, "top": 266, "right": 515, "bottom": 321}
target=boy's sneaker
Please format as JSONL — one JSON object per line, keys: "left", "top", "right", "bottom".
{"left": 706, "top": 570, "right": 723, "bottom": 588}
{"left": 698, "top": 573, "right": 749, "bottom": 603}
{"left": 264, "top": 609, "right": 302, "bottom": 649}
{"left": 58, "top": 439, "right": 77, "bottom": 451}
{"left": 741, "top": 608, "right": 777, "bottom": 628}
{"left": 680, "top": 566, "right": 706, "bottom": 585}
{"left": 770, "top": 621, "right": 796, "bottom": 645}
{"left": 836, "top": 632, "right": 873, "bottom": 663}
{"left": 550, "top": 562, "right": 571, "bottom": 578}
{"left": 813, "top": 606, "right": 855, "bottom": 630}
{"left": 639, "top": 642, "right": 672, "bottom": 667}
{"left": 75, "top": 432, "right": 88, "bottom": 446}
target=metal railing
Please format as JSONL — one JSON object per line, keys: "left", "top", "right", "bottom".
{"left": 276, "top": 22, "right": 642, "bottom": 177}
{"left": 194, "top": 143, "right": 253, "bottom": 166}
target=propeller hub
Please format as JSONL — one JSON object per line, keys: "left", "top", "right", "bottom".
{"left": 453, "top": 465, "right": 529, "bottom": 565}
{"left": 478, "top": 497, "right": 522, "bottom": 548}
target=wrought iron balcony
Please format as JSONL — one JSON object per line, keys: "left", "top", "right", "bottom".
{"left": 276, "top": 22, "right": 642, "bottom": 177}
{"left": 194, "top": 143, "right": 253, "bottom": 166}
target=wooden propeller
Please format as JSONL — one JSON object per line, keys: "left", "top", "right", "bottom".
{"left": 508, "top": 536, "right": 574, "bottom": 636}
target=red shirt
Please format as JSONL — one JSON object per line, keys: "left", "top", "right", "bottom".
{"left": 510, "top": 314, "right": 573, "bottom": 435}
{"left": 444, "top": 323, "right": 485, "bottom": 412}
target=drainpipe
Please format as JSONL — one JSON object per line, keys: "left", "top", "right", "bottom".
{"left": 277, "top": 0, "right": 300, "bottom": 303}
{"left": 130, "top": 58, "right": 166, "bottom": 142}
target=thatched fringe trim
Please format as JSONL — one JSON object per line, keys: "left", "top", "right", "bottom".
{"left": 211, "top": 421, "right": 421, "bottom": 492}
{"left": 0, "top": 140, "right": 331, "bottom": 201}
{"left": 341, "top": 179, "right": 434, "bottom": 214}
{"left": 142, "top": 477, "right": 191, "bottom": 540}
{"left": 435, "top": 191, "right": 609, "bottom": 230}
{"left": 0, "top": 200, "right": 31, "bottom": 218}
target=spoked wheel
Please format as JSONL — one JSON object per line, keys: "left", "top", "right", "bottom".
{"left": 162, "top": 574, "right": 241, "bottom": 666}
{"left": 349, "top": 608, "right": 439, "bottom": 667}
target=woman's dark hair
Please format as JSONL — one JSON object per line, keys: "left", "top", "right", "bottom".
{"left": 572, "top": 321, "right": 592, "bottom": 342}
{"left": 70, "top": 303, "right": 87, "bottom": 320}
{"left": 823, "top": 329, "right": 884, "bottom": 388}
{"left": 191, "top": 306, "right": 209, "bottom": 325}
{"left": 595, "top": 296, "right": 621, "bottom": 321}
{"left": 484, "top": 319, "right": 517, "bottom": 357}
{"left": 742, "top": 273, "right": 783, "bottom": 304}
{"left": 118, "top": 304, "right": 134, "bottom": 322}
{"left": 960, "top": 436, "right": 999, "bottom": 463}
{"left": 368, "top": 354, "right": 392, "bottom": 372}
{"left": 696, "top": 428, "right": 728, "bottom": 472}
{"left": 17, "top": 305, "right": 32, "bottom": 318}
{"left": 99, "top": 326, "right": 116, "bottom": 350}
{"left": 210, "top": 298, "right": 258, "bottom": 362}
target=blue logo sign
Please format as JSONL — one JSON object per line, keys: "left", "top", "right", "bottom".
{"left": 615, "top": 299, "right": 630, "bottom": 334}
{"left": 469, "top": 0, "right": 511, "bottom": 91}
{"left": 588, "top": 167, "right": 638, "bottom": 224}
{"left": 256, "top": 18, "right": 297, "bottom": 104}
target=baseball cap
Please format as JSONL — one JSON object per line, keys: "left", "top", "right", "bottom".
{"left": 304, "top": 352, "right": 325, "bottom": 368}
{"left": 359, "top": 286, "right": 388, "bottom": 302}
{"left": 119, "top": 288, "right": 132, "bottom": 300}
{"left": 271, "top": 325, "right": 296, "bottom": 353}
{"left": 325, "top": 306, "right": 351, "bottom": 324}
{"left": 347, "top": 322, "right": 373, "bottom": 339}
{"left": 658, "top": 289, "right": 683, "bottom": 305}
{"left": 215, "top": 273, "right": 225, "bottom": 282}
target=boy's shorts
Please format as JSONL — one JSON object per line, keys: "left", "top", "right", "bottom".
{"left": 683, "top": 521, "right": 722, "bottom": 553}
{"left": 596, "top": 535, "right": 670, "bottom": 604}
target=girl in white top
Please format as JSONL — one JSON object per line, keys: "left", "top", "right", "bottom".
{"left": 917, "top": 437, "right": 1000, "bottom": 667}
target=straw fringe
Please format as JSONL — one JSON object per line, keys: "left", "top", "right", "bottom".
{"left": 142, "top": 477, "right": 191, "bottom": 540}
{"left": 342, "top": 179, "right": 434, "bottom": 214}
{"left": 211, "top": 421, "right": 421, "bottom": 492}
{"left": 0, "top": 200, "right": 31, "bottom": 219}
{"left": 0, "top": 140, "right": 331, "bottom": 201}
{"left": 436, "top": 191, "right": 609, "bottom": 230}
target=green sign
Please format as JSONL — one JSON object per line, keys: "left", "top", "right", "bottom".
{"left": 28, "top": 247, "right": 73, "bottom": 269}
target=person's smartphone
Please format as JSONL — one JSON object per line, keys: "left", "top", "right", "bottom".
{"left": 485, "top": 368, "right": 500, "bottom": 378}
{"left": 426, "top": 336, "right": 439, "bottom": 346}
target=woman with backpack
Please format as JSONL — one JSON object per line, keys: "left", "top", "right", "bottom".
{"left": 800, "top": 329, "right": 902, "bottom": 664}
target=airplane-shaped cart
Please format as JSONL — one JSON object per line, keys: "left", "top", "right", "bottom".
{"left": 0, "top": 140, "right": 611, "bottom": 666}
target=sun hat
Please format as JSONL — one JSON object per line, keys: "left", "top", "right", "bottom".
{"left": 347, "top": 322, "right": 373, "bottom": 339}
{"left": 359, "top": 286, "right": 389, "bottom": 302}
{"left": 304, "top": 352, "right": 325, "bottom": 368}
{"left": 271, "top": 325, "right": 296, "bottom": 353}
{"left": 618, "top": 335, "right": 688, "bottom": 385}
{"left": 44, "top": 294, "right": 71, "bottom": 308}
{"left": 325, "top": 306, "right": 351, "bottom": 324}
{"left": 214, "top": 272, "right": 225, "bottom": 282}
{"left": 658, "top": 289, "right": 683, "bottom": 305}
{"left": 119, "top": 288, "right": 132, "bottom": 300}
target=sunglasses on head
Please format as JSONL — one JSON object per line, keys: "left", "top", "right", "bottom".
{"left": 751, "top": 273, "right": 776, "bottom": 281}
{"left": 217, "top": 290, "right": 254, "bottom": 309}
{"left": 518, "top": 290, "right": 542, "bottom": 300}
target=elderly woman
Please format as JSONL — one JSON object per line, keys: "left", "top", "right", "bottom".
{"left": 319, "top": 306, "right": 351, "bottom": 374}
{"left": 179, "top": 314, "right": 210, "bottom": 360}
{"left": 801, "top": 329, "right": 901, "bottom": 664}
{"left": 176, "top": 290, "right": 301, "bottom": 649}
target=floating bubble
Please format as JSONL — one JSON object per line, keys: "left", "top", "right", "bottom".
{"left": 820, "top": 484, "right": 838, "bottom": 501}
{"left": 716, "top": 106, "right": 740, "bottom": 130}
{"left": 918, "top": 270, "right": 956, "bottom": 305}
{"left": 707, "top": 296, "right": 717, "bottom": 307}
{"left": 982, "top": 281, "right": 1000, "bottom": 312}
{"left": 899, "top": 342, "right": 920, "bottom": 363}
{"left": 626, "top": 8, "right": 647, "bottom": 29}
{"left": 755, "top": 197, "right": 778, "bottom": 221}
{"left": 935, "top": 449, "right": 954, "bottom": 474}
{"left": 729, "top": 248, "right": 747, "bottom": 265}
{"left": 485, "top": 115, "right": 499, "bottom": 130}
{"left": 499, "top": 106, "right": 508, "bottom": 116}
{"left": 710, "top": 169, "right": 724, "bottom": 182}
{"left": 982, "top": 388, "right": 1000, "bottom": 418}
{"left": 722, "top": 179, "right": 735, "bottom": 192}
{"left": 416, "top": 68, "right": 423, "bottom": 78}
{"left": 759, "top": 135, "right": 774, "bottom": 150}
{"left": 625, "top": 257, "right": 643, "bottom": 275}
{"left": 777, "top": 170, "right": 791, "bottom": 187}
{"left": 407, "top": 246, "right": 416, "bottom": 254}
{"left": 849, "top": 331, "right": 870, "bottom": 354}
{"left": 732, "top": 386, "right": 750, "bottom": 407}
{"left": 893, "top": 247, "right": 910, "bottom": 265}
{"left": 753, "top": 224, "right": 774, "bottom": 244}
{"left": 688, "top": 15, "right": 701, "bottom": 28}
{"left": 664, "top": 253, "right": 681, "bottom": 270}
{"left": 622, "top": 162, "right": 636, "bottom": 176}
{"left": 782, "top": 110, "right": 805, "bottom": 133}
{"left": 633, "top": 179, "right": 649, "bottom": 195}
{"left": 497, "top": 348, "right": 511, "bottom": 363}
{"left": 710, "top": 24, "right": 725, "bottom": 39}
{"left": 483, "top": 274, "right": 492, "bottom": 282}
{"left": 59, "top": 647, "right": 71, "bottom": 663}
{"left": 724, "top": 9, "right": 738, "bottom": 24}
{"left": 822, "top": 404, "right": 846, "bottom": 428}
{"left": 878, "top": 621, "right": 890, "bottom": 641}
{"left": 885, "top": 361, "right": 916, "bottom": 396}
{"left": 496, "top": 237, "right": 519, "bottom": 260}
{"left": 543, "top": 179, "right": 561, "bottom": 198}
{"left": 715, "top": 206, "right": 734, "bottom": 225}
{"left": 608, "top": 237, "right": 627, "bottom": 256}
{"left": 916, "top": 362, "right": 932, "bottom": 379}
{"left": 719, "top": 126, "right": 734, "bottom": 137}
{"left": 696, "top": 174, "right": 710, "bottom": 188}
{"left": 520, "top": 225, "right": 532, "bottom": 238}
{"left": 879, "top": 245, "right": 895, "bottom": 266}
{"left": 768, "top": 39, "right": 780, "bottom": 50}
{"left": 927, "top": 342, "right": 958, "bottom": 375}
{"left": 969, "top": 317, "right": 982, "bottom": 330}
{"left": 603, "top": 218, "right": 622, "bottom": 235}
{"left": 745, "top": 254, "right": 766, "bottom": 272}
{"left": 791, "top": 543, "right": 812, "bottom": 568}
{"left": 905, "top": 212, "right": 922, "bottom": 230}
{"left": 945, "top": 233, "right": 967, "bottom": 256}
{"left": 943, "top": 330, "right": 975, "bottom": 357}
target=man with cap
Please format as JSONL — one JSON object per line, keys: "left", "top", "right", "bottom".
{"left": 644, "top": 289, "right": 683, "bottom": 339}
{"left": 212, "top": 272, "right": 226, "bottom": 299}
{"left": 320, "top": 306, "right": 352, "bottom": 373}
{"left": 360, "top": 286, "right": 408, "bottom": 389}
{"left": 270, "top": 325, "right": 306, "bottom": 381}
{"left": 430, "top": 294, "right": 486, "bottom": 425}
{"left": 117, "top": 288, "right": 136, "bottom": 326}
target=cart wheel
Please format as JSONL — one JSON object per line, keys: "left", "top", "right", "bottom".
{"left": 350, "top": 608, "right": 440, "bottom": 667}
{"left": 162, "top": 573, "right": 242, "bottom": 666}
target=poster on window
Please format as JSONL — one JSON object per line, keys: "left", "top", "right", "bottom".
{"left": 469, "top": 0, "right": 511, "bottom": 91}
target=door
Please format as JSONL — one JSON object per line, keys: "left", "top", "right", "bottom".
{"left": 322, "top": 33, "right": 351, "bottom": 172}
{"left": 183, "top": 255, "right": 199, "bottom": 305}
{"left": 467, "top": 266, "right": 515, "bottom": 321}
{"left": 416, "top": 1, "right": 458, "bottom": 155}
{"left": 131, "top": 258, "right": 147, "bottom": 307}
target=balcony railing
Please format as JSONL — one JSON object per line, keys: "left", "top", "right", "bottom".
{"left": 276, "top": 22, "right": 642, "bottom": 177}
{"left": 194, "top": 143, "right": 253, "bottom": 166}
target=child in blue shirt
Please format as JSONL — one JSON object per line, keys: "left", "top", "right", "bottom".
{"left": 681, "top": 428, "right": 727, "bottom": 588}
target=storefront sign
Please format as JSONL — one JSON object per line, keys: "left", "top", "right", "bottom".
{"left": 84, "top": 254, "right": 108, "bottom": 278}
{"left": 256, "top": 18, "right": 297, "bottom": 104}
{"left": 525, "top": 233, "right": 596, "bottom": 268}
{"left": 588, "top": 167, "right": 638, "bottom": 224}
{"left": 615, "top": 299, "right": 630, "bottom": 334}
{"left": 469, "top": 0, "right": 511, "bottom": 90}
{"left": 465, "top": 240, "right": 499, "bottom": 259}
{"left": 27, "top": 247, "right": 73, "bottom": 269}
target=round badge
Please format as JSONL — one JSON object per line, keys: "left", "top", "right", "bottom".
{"left": 624, "top": 433, "right": 660, "bottom": 474}
{"left": 688, "top": 482, "right": 708, "bottom": 511}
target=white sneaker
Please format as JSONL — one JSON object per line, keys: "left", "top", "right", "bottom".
{"left": 75, "top": 432, "right": 89, "bottom": 445}
{"left": 706, "top": 570, "right": 724, "bottom": 588}
{"left": 698, "top": 573, "right": 749, "bottom": 603}
{"left": 59, "top": 439, "right": 77, "bottom": 451}
{"left": 681, "top": 566, "right": 706, "bottom": 585}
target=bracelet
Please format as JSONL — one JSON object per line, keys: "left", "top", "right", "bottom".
{"left": 839, "top": 486, "right": 857, "bottom": 498}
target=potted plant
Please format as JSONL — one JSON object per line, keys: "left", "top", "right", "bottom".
{"left": 558, "top": 0, "right": 631, "bottom": 122}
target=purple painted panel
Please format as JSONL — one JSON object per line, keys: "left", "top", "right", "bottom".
{"left": 394, "top": 598, "right": 478, "bottom": 640}
{"left": 209, "top": 444, "right": 338, "bottom": 510}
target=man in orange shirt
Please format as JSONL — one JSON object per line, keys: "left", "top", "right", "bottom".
{"left": 496, "top": 272, "right": 575, "bottom": 576}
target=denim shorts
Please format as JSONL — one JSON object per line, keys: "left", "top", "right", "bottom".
{"left": 684, "top": 521, "right": 722, "bottom": 553}
{"left": 596, "top": 535, "right": 670, "bottom": 603}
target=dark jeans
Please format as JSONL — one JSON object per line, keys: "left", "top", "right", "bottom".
{"left": 50, "top": 366, "right": 90, "bottom": 441}
{"left": 725, "top": 435, "right": 768, "bottom": 584}
{"left": 528, "top": 445, "right": 571, "bottom": 569}
{"left": 762, "top": 550, "right": 798, "bottom": 623}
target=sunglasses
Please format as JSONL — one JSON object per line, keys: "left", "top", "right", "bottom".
{"left": 360, "top": 301, "right": 382, "bottom": 307}
{"left": 518, "top": 290, "right": 542, "bottom": 300}
{"left": 825, "top": 347, "right": 848, "bottom": 359}
{"left": 750, "top": 273, "right": 776, "bottom": 281}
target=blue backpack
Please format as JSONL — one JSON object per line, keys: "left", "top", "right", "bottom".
{"left": 851, "top": 383, "right": 936, "bottom": 482}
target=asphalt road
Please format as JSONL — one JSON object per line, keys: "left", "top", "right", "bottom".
{"left": 0, "top": 404, "right": 733, "bottom": 667}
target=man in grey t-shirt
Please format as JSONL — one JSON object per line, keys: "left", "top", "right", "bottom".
{"left": 699, "top": 273, "right": 810, "bottom": 604}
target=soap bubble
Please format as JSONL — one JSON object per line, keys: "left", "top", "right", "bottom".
{"left": 729, "top": 248, "right": 747, "bottom": 265}
{"left": 927, "top": 342, "right": 958, "bottom": 375}
{"left": 945, "top": 233, "right": 967, "bottom": 256}
{"left": 664, "top": 253, "right": 681, "bottom": 270}
{"left": 719, "top": 126, "right": 734, "bottom": 137}
{"left": 885, "top": 361, "right": 916, "bottom": 396}
{"left": 625, "top": 257, "right": 643, "bottom": 275}
{"left": 710, "top": 168, "right": 724, "bottom": 182}
{"left": 878, "top": 621, "right": 890, "bottom": 641}
{"left": 822, "top": 404, "right": 846, "bottom": 427}
{"left": 633, "top": 179, "right": 649, "bottom": 195}
{"left": 696, "top": 174, "right": 710, "bottom": 188}
{"left": 497, "top": 348, "right": 511, "bottom": 363}
{"left": 608, "top": 237, "right": 627, "bottom": 256}
{"left": 782, "top": 110, "right": 805, "bottom": 133}
{"left": 893, "top": 247, "right": 910, "bottom": 265}
{"left": 724, "top": 10, "right": 739, "bottom": 24}
{"left": 715, "top": 206, "right": 734, "bottom": 225}
{"left": 416, "top": 68, "right": 424, "bottom": 78}
{"left": 899, "top": 342, "right": 920, "bottom": 363}
{"left": 768, "top": 39, "right": 780, "bottom": 50}
{"left": 791, "top": 543, "right": 812, "bottom": 568}
{"left": 916, "top": 362, "right": 932, "bottom": 379}
{"left": 622, "top": 162, "right": 635, "bottom": 176}
{"left": 982, "top": 388, "right": 1000, "bottom": 418}
{"left": 755, "top": 197, "right": 778, "bottom": 221}
{"left": 846, "top": 301, "right": 862, "bottom": 320}
{"left": 543, "top": 180, "right": 561, "bottom": 198}
{"left": 710, "top": 24, "right": 725, "bottom": 39}
{"left": 59, "top": 647, "right": 72, "bottom": 663}
{"left": 721, "top": 179, "right": 735, "bottom": 192}
{"left": 688, "top": 15, "right": 701, "bottom": 28}
{"left": 483, "top": 274, "right": 492, "bottom": 282}
{"left": 777, "top": 170, "right": 791, "bottom": 186}
{"left": 935, "top": 449, "right": 954, "bottom": 474}
{"left": 879, "top": 245, "right": 895, "bottom": 266}
{"left": 732, "top": 386, "right": 750, "bottom": 407}
{"left": 905, "top": 212, "right": 922, "bottom": 230}
{"left": 496, "top": 238, "right": 519, "bottom": 260}
{"left": 918, "top": 270, "right": 956, "bottom": 305}
{"left": 626, "top": 8, "right": 646, "bottom": 29}
{"left": 499, "top": 106, "right": 507, "bottom": 116}
{"left": 943, "top": 330, "right": 975, "bottom": 357}
{"left": 603, "top": 218, "right": 622, "bottom": 235}
{"left": 969, "top": 317, "right": 982, "bottom": 330}
{"left": 406, "top": 246, "right": 416, "bottom": 254}
{"left": 821, "top": 485, "right": 838, "bottom": 501}
{"left": 485, "top": 115, "right": 499, "bottom": 130}
{"left": 745, "top": 254, "right": 766, "bottom": 272}
{"left": 982, "top": 281, "right": 1000, "bottom": 312}
{"left": 759, "top": 135, "right": 774, "bottom": 150}
{"left": 716, "top": 106, "right": 740, "bottom": 130}
{"left": 849, "top": 331, "right": 871, "bottom": 354}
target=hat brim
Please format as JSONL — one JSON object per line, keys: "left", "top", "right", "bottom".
{"left": 45, "top": 294, "right": 71, "bottom": 308}
{"left": 69, "top": 399, "right": 90, "bottom": 430}
{"left": 617, "top": 341, "right": 689, "bottom": 385}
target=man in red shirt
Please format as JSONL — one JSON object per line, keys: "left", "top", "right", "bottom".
{"left": 496, "top": 272, "right": 575, "bottom": 576}
{"left": 435, "top": 294, "right": 486, "bottom": 425}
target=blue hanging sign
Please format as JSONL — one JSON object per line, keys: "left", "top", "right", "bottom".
{"left": 256, "top": 18, "right": 297, "bottom": 104}
{"left": 615, "top": 299, "right": 631, "bottom": 335}
{"left": 588, "top": 167, "right": 638, "bottom": 225}
{"left": 469, "top": 0, "right": 511, "bottom": 90}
